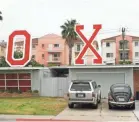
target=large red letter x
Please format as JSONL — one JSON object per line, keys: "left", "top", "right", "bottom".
{"left": 75, "top": 24, "right": 102, "bottom": 65}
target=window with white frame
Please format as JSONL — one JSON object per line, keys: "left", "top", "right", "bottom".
{"left": 106, "top": 42, "right": 110, "bottom": 47}
{"left": 135, "top": 52, "right": 139, "bottom": 57}
{"left": 106, "top": 53, "right": 113, "bottom": 58}
{"left": 77, "top": 44, "right": 81, "bottom": 51}
{"left": 53, "top": 53, "right": 60, "bottom": 57}
{"left": 135, "top": 42, "right": 139, "bottom": 46}
{"left": 42, "top": 54, "right": 44, "bottom": 59}
{"left": 53, "top": 53, "right": 60, "bottom": 61}
{"left": 54, "top": 44, "right": 59, "bottom": 47}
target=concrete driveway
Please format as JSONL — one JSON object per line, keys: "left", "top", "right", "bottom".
{"left": 55, "top": 99, "right": 139, "bottom": 122}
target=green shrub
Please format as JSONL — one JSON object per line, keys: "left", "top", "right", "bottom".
{"left": 126, "top": 61, "right": 132, "bottom": 64}
{"left": 8, "top": 89, "right": 13, "bottom": 93}
{"left": 119, "top": 61, "right": 124, "bottom": 64}
{"left": 0, "top": 89, "right": 5, "bottom": 92}
{"left": 17, "top": 89, "right": 22, "bottom": 94}
{"left": 27, "top": 90, "right": 32, "bottom": 93}
{"left": 33, "top": 90, "right": 39, "bottom": 93}
{"left": 48, "top": 63, "right": 59, "bottom": 67}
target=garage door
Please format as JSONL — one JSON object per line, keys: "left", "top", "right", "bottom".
{"left": 76, "top": 72, "right": 125, "bottom": 98}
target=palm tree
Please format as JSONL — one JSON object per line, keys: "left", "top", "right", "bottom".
{"left": 0, "top": 11, "right": 3, "bottom": 21}
{"left": 60, "top": 19, "right": 78, "bottom": 65}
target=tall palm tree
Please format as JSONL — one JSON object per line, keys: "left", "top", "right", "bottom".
{"left": 0, "top": 11, "right": 3, "bottom": 21}
{"left": 60, "top": 19, "right": 78, "bottom": 65}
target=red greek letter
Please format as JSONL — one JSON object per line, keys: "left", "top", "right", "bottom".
{"left": 6, "top": 30, "right": 31, "bottom": 67}
{"left": 75, "top": 24, "right": 102, "bottom": 65}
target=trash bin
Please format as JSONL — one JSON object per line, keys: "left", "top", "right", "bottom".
{"left": 136, "top": 91, "right": 139, "bottom": 100}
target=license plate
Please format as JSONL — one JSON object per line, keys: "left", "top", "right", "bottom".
{"left": 77, "top": 94, "right": 84, "bottom": 98}
{"left": 119, "top": 98, "right": 124, "bottom": 101}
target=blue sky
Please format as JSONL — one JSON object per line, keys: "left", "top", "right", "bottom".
{"left": 1, "top": 0, "right": 139, "bottom": 43}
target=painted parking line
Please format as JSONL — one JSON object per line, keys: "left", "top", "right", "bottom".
{"left": 16, "top": 119, "right": 92, "bottom": 122}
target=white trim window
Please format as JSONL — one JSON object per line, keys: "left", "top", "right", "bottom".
{"left": 106, "top": 53, "right": 113, "bottom": 58}
{"left": 54, "top": 44, "right": 60, "bottom": 47}
{"left": 135, "top": 52, "right": 139, "bottom": 57}
{"left": 106, "top": 42, "right": 110, "bottom": 47}
{"left": 135, "top": 41, "right": 139, "bottom": 47}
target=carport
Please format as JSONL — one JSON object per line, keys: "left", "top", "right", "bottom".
{"left": 0, "top": 67, "right": 50, "bottom": 92}
{"left": 68, "top": 65, "right": 134, "bottom": 98}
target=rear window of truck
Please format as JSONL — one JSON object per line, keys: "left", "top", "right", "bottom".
{"left": 70, "top": 82, "right": 91, "bottom": 91}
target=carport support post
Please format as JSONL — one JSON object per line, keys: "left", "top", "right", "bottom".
{"left": 4, "top": 73, "right": 6, "bottom": 90}
{"left": 17, "top": 73, "right": 19, "bottom": 90}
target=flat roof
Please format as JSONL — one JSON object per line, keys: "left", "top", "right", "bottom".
{"left": 0, "top": 67, "right": 49, "bottom": 70}
{"left": 0, "top": 65, "right": 139, "bottom": 70}
{"left": 49, "top": 65, "right": 139, "bottom": 69}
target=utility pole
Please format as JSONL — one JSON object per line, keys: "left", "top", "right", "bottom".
{"left": 122, "top": 27, "right": 126, "bottom": 63}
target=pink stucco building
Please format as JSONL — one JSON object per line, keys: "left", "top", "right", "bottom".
{"left": 33, "top": 34, "right": 69, "bottom": 66}
{"left": 101, "top": 35, "right": 139, "bottom": 65}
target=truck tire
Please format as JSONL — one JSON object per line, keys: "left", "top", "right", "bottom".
{"left": 131, "top": 103, "right": 135, "bottom": 110}
{"left": 68, "top": 103, "right": 74, "bottom": 108}
{"left": 94, "top": 102, "right": 98, "bottom": 109}
{"left": 98, "top": 94, "right": 101, "bottom": 103}
{"left": 109, "top": 103, "right": 112, "bottom": 109}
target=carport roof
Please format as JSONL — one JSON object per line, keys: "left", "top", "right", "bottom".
{"left": 49, "top": 65, "right": 139, "bottom": 69}
{"left": 0, "top": 65, "right": 139, "bottom": 70}
{"left": 0, "top": 67, "right": 49, "bottom": 70}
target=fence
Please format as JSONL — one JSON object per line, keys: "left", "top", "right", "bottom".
{"left": 40, "top": 77, "right": 69, "bottom": 97}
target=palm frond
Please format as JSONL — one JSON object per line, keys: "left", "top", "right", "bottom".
{"left": 60, "top": 19, "right": 78, "bottom": 48}
{"left": 0, "top": 11, "right": 3, "bottom": 20}
{"left": 0, "top": 16, "right": 2, "bottom": 20}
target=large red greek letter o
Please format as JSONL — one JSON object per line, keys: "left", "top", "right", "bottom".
{"left": 6, "top": 30, "right": 31, "bottom": 67}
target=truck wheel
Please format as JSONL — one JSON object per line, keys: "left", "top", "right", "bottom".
{"left": 98, "top": 95, "right": 101, "bottom": 103}
{"left": 109, "top": 103, "right": 112, "bottom": 109}
{"left": 68, "top": 103, "right": 74, "bottom": 108}
{"left": 131, "top": 103, "right": 135, "bottom": 110}
{"left": 94, "top": 102, "right": 98, "bottom": 109}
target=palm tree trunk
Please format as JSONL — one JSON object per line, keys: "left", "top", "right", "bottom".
{"left": 69, "top": 47, "right": 72, "bottom": 65}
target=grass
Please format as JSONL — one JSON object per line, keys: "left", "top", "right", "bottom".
{"left": 0, "top": 97, "right": 67, "bottom": 115}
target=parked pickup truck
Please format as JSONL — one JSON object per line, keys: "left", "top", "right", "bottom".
{"left": 67, "top": 80, "right": 101, "bottom": 109}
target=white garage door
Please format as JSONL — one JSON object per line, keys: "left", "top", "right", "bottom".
{"left": 76, "top": 72, "right": 125, "bottom": 98}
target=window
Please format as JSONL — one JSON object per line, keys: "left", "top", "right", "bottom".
{"left": 70, "top": 82, "right": 91, "bottom": 91}
{"left": 119, "top": 40, "right": 128, "bottom": 49}
{"left": 32, "top": 45, "right": 35, "bottom": 48}
{"left": 124, "top": 52, "right": 129, "bottom": 59}
{"left": 120, "top": 52, "right": 129, "bottom": 60}
{"left": 53, "top": 53, "right": 60, "bottom": 57}
{"left": 1, "top": 48, "right": 4, "bottom": 52}
{"left": 32, "top": 55, "right": 35, "bottom": 59}
{"left": 42, "top": 54, "right": 44, "bottom": 59}
{"left": 106, "top": 53, "right": 113, "bottom": 58}
{"left": 42, "top": 44, "right": 44, "bottom": 48}
{"left": 135, "top": 42, "right": 139, "bottom": 46}
{"left": 54, "top": 44, "right": 59, "bottom": 47}
{"left": 106, "top": 42, "right": 110, "bottom": 47}
{"left": 135, "top": 52, "right": 139, "bottom": 57}
{"left": 92, "top": 82, "right": 97, "bottom": 89}
{"left": 77, "top": 44, "right": 81, "bottom": 51}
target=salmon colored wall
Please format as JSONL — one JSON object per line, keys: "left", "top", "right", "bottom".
{"left": 35, "top": 34, "right": 68, "bottom": 66}
{"left": 115, "top": 35, "right": 133, "bottom": 64}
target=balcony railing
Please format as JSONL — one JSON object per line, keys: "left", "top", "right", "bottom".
{"left": 119, "top": 45, "right": 129, "bottom": 50}
{"left": 47, "top": 57, "right": 61, "bottom": 62}
{"left": 47, "top": 47, "right": 63, "bottom": 52}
